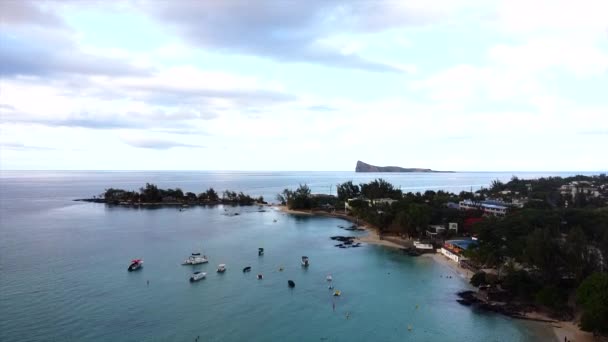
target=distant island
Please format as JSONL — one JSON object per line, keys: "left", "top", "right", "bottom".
{"left": 355, "top": 160, "right": 450, "bottom": 173}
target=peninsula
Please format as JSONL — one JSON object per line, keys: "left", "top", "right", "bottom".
{"left": 355, "top": 160, "right": 448, "bottom": 173}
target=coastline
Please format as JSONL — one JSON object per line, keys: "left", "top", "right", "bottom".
{"left": 278, "top": 206, "right": 598, "bottom": 342}
{"left": 277, "top": 206, "right": 409, "bottom": 249}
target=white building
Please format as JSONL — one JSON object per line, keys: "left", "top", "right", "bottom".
{"left": 440, "top": 247, "right": 461, "bottom": 262}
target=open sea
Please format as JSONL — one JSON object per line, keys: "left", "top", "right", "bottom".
{"left": 0, "top": 171, "right": 599, "bottom": 342}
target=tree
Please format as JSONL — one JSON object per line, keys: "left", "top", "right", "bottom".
{"left": 337, "top": 181, "right": 360, "bottom": 202}
{"left": 360, "top": 179, "right": 401, "bottom": 200}
{"left": 139, "top": 183, "right": 162, "bottom": 202}
{"left": 490, "top": 179, "right": 505, "bottom": 192}
{"left": 576, "top": 272, "right": 608, "bottom": 334}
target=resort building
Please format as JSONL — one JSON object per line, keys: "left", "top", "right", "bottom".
{"left": 459, "top": 200, "right": 509, "bottom": 216}
{"left": 440, "top": 239, "right": 478, "bottom": 263}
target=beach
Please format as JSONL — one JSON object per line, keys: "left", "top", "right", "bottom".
{"left": 279, "top": 206, "right": 601, "bottom": 342}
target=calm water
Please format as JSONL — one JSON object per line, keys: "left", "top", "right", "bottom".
{"left": 2, "top": 171, "right": 594, "bottom": 341}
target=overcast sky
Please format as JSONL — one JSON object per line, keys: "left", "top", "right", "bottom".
{"left": 0, "top": 0, "right": 607, "bottom": 171}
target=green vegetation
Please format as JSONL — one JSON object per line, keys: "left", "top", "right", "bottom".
{"left": 102, "top": 183, "right": 264, "bottom": 205}
{"left": 279, "top": 175, "right": 608, "bottom": 329}
{"left": 576, "top": 272, "right": 608, "bottom": 334}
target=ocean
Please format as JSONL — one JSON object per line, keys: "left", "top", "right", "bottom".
{"left": 1, "top": 171, "right": 594, "bottom": 341}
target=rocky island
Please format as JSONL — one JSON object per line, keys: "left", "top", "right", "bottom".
{"left": 355, "top": 160, "right": 449, "bottom": 173}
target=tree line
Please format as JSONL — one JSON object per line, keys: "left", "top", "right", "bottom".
{"left": 103, "top": 183, "right": 265, "bottom": 205}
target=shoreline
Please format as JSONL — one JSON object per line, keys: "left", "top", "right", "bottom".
{"left": 278, "top": 206, "right": 598, "bottom": 342}
{"left": 277, "top": 206, "right": 410, "bottom": 249}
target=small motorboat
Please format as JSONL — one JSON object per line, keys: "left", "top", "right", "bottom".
{"left": 127, "top": 259, "right": 143, "bottom": 272}
{"left": 326, "top": 275, "right": 333, "bottom": 282}
{"left": 257, "top": 274, "right": 263, "bottom": 280}
{"left": 182, "top": 253, "right": 208, "bottom": 265}
{"left": 217, "top": 264, "right": 226, "bottom": 273}
{"left": 288, "top": 280, "right": 295, "bottom": 288}
{"left": 243, "top": 266, "right": 252, "bottom": 273}
{"left": 189, "top": 271, "right": 206, "bottom": 282}
{"left": 328, "top": 285, "right": 334, "bottom": 290}
{"left": 301, "top": 256, "right": 309, "bottom": 267}
{"left": 258, "top": 248, "right": 264, "bottom": 256}
{"left": 333, "top": 290, "right": 341, "bottom": 297}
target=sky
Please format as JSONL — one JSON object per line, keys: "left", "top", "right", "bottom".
{"left": 0, "top": 0, "right": 607, "bottom": 171}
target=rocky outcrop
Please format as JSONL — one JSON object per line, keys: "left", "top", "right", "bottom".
{"left": 355, "top": 160, "right": 441, "bottom": 173}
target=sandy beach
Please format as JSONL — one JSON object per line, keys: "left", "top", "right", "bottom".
{"left": 278, "top": 206, "right": 600, "bottom": 342}
{"left": 421, "top": 252, "right": 475, "bottom": 281}
{"left": 277, "top": 206, "right": 408, "bottom": 249}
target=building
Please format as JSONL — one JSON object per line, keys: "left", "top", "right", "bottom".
{"left": 426, "top": 225, "right": 446, "bottom": 238}
{"left": 413, "top": 241, "right": 434, "bottom": 250}
{"left": 440, "top": 239, "right": 478, "bottom": 263}
{"left": 459, "top": 200, "right": 509, "bottom": 216}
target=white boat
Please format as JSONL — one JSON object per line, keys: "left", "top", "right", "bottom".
{"left": 326, "top": 275, "right": 333, "bottom": 282}
{"left": 301, "top": 256, "right": 309, "bottom": 267}
{"left": 217, "top": 264, "right": 226, "bottom": 273}
{"left": 189, "top": 271, "right": 206, "bottom": 282}
{"left": 182, "top": 253, "right": 208, "bottom": 265}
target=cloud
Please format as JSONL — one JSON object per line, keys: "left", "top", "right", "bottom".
{"left": 0, "top": 27, "right": 153, "bottom": 77}
{"left": 0, "top": 142, "right": 57, "bottom": 151}
{"left": 0, "top": 2, "right": 152, "bottom": 78}
{"left": 0, "top": 1, "right": 65, "bottom": 27}
{"left": 120, "top": 136, "right": 205, "bottom": 149}
{"left": 140, "top": 1, "right": 447, "bottom": 72}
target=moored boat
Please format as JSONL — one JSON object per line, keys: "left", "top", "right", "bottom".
{"left": 333, "top": 290, "right": 341, "bottom": 296}
{"left": 189, "top": 271, "right": 206, "bottom": 282}
{"left": 288, "top": 280, "right": 295, "bottom": 288}
{"left": 258, "top": 248, "right": 264, "bottom": 256}
{"left": 243, "top": 266, "right": 252, "bottom": 273}
{"left": 301, "top": 256, "right": 309, "bottom": 267}
{"left": 127, "top": 259, "right": 143, "bottom": 272}
{"left": 217, "top": 264, "right": 226, "bottom": 273}
{"left": 182, "top": 253, "right": 208, "bottom": 265}
{"left": 257, "top": 274, "right": 263, "bottom": 279}
{"left": 326, "top": 275, "right": 333, "bottom": 282}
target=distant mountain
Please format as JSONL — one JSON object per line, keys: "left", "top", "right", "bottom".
{"left": 355, "top": 160, "right": 449, "bottom": 173}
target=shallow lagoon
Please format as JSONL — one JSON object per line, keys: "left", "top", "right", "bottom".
{"left": 1, "top": 200, "right": 554, "bottom": 341}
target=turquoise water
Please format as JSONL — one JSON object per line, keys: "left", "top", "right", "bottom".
{"left": 0, "top": 171, "right": 580, "bottom": 341}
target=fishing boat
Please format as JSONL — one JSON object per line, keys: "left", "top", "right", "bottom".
{"left": 288, "top": 280, "right": 295, "bottom": 288}
{"left": 301, "top": 256, "right": 309, "bottom": 267}
{"left": 217, "top": 264, "right": 226, "bottom": 273}
{"left": 258, "top": 248, "right": 264, "bottom": 256}
{"left": 127, "top": 259, "right": 143, "bottom": 272}
{"left": 243, "top": 266, "right": 252, "bottom": 273}
{"left": 333, "top": 290, "right": 341, "bottom": 296}
{"left": 189, "top": 271, "right": 206, "bottom": 282}
{"left": 182, "top": 253, "right": 208, "bottom": 265}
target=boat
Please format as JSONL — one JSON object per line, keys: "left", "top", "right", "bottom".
{"left": 258, "top": 248, "right": 264, "bottom": 256}
{"left": 333, "top": 290, "right": 341, "bottom": 296}
{"left": 243, "top": 266, "right": 252, "bottom": 273}
{"left": 301, "top": 256, "right": 309, "bottom": 267}
{"left": 189, "top": 271, "right": 206, "bottom": 282}
{"left": 328, "top": 285, "right": 334, "bottom": 290}
{"left": 288, "top": 280, "right": 295, "bottom": 288}
{"left": 326, "top": 275, "right": 333, "bottom": 282}
{"left": 257, "top": 274, "right": 263, "bottom": 279}
{"left": 127, "top": 259, "right": 143, "bottom": 272}
{"left": 217, "top": 264, "right": 226, "bottom": 273}
{"left": 182, "top": 253, "right": 208, "bottom": 265}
